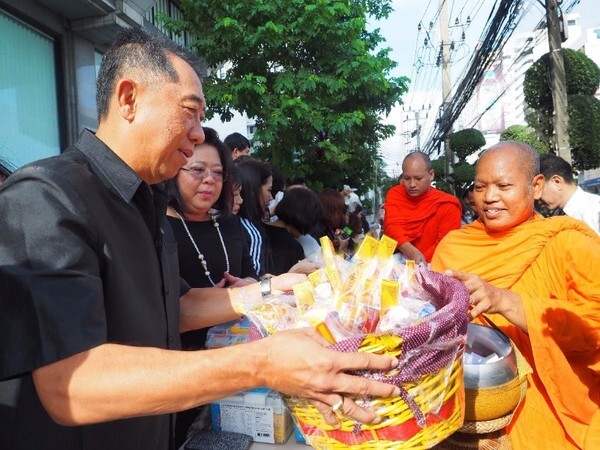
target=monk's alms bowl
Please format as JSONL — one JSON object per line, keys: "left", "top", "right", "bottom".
{"left": 463, "top": 323, "right": 521, "bottom": 422}
{"left": 463, "top": 323, "right": 517, "bottom": 389}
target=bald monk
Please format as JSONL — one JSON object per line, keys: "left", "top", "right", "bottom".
{"left": 431, "top": 141, "right": 600, "bottom": 449}
{"left": 383, "top": 151, "right": 461, "bottom": 264}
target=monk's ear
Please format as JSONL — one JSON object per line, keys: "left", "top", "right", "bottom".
{"left": 429, "top": 169, "right": 435, "bottom": 181}
{"left": 532, "top": 174, "right": 545, "bottom": 200}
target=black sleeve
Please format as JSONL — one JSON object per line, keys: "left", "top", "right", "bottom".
{"left": 0, "top": 168, "right": 106, "bottom": 379}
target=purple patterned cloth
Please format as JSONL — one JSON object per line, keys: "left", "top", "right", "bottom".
{"left": 330, "top": 266, "right": 469, "bottom": 426}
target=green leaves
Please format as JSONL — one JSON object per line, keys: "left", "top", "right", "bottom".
{"left": 499, "top": 125, "right": 550, "bottom": 154}
{"left": 567, "top": 95, "right": 600, "bottom": 170}
{"left": 448, "top": 128, "right": 486, "bottom": 163}
{"left": 523, "top": 48, "right": 600, "bottom": 169}
{"left": 163, "top": 0, "right": 407, "bottom": 189}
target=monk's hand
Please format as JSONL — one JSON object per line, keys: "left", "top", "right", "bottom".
{"left": 444, "top": 270, "right": 522, "bottom": 322}
{"left": 399, "top": 243, "right": 427, "bottom": 265}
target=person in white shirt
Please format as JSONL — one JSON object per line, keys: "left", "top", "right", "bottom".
{"left": 341, "top": 184, "right": 362, "bottom": 213}
{"left": 539, "top": 153, "right": 600, "bottom": 234}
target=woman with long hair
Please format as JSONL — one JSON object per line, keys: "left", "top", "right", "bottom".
{"left": 234, "top": 157, "right": 273, "bottom": 276}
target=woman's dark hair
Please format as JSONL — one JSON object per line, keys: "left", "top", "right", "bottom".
{"left": 275, "top": 188, "right": 323, "bottom": 235}
{"left": 270, "top": 164, "right": 286, "bottom": 194}
{"left": 228, "top": 163, "right": 242, "bottom": 191}
{"left": 347, "top": 211, "right": 363, "bottom": 236}
{"left": 166, "top": 126, "right": 233, "bottom": 218}
{"left": 319, "top": 188, "right": 346, "bottom": 228}
{"left": 235, "top": 157, "right": 272, "bottom": 225}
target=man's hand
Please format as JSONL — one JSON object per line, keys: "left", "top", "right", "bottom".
{"left": 251, "top": 328, "right": 400, "bottom": 427}
{"left": 444, "top": 270, "right": 527, "bottom": 333}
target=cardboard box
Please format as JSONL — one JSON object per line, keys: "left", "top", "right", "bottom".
{"left": 211, "top": 388, "right": 293, "bottom": 444}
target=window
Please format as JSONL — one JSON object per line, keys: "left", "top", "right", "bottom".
{"left": 145, "top": 0, "right": 196, "bottom": 47}
{"left": 0, "top": 10, "right": 60, "bottom": 168}
{"left": 95, "top": 50, "right": 103, "bottom": 78}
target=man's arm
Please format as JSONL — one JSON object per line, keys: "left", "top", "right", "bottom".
{"left": 179, "top": 273, "right": 306, "bottom": 332}
{"left": 33, "top": 329, "right": 400, "bottom": 426}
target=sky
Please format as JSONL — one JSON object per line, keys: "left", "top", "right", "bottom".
{"left": 373, "top": 0, "right": 600, "bottom": 178}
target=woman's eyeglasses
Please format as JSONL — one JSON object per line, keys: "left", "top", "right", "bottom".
{"left": 180, "top": 167, "right": 227, "bottom": 182}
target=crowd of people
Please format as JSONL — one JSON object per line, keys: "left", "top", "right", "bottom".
{"left": 1, "top": 25, "right": 599, "bottom": 450}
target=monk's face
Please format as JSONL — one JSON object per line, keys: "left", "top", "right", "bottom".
{"left": 474, "top": 147, "right": 544, "bottom": 232}
{"left": 401, "top": 156, "right": 434, "bottom": 198}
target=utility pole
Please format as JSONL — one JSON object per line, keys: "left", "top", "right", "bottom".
{"left": 545, "top": 0, "right": 571, "bottom": 164}
{"left": 440, "top": 0, "right": 453, "bottom": 182}
{"left": 404, "top": 105, "right": 430, "bottom": 152}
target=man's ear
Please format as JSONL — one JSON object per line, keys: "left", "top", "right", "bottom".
{"left": 550, "top": 174, "right": 564, "bottom": 189}
{"left": 115, "top": 79, "right": 138, "bottom": 122}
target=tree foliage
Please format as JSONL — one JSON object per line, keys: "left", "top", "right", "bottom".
{"left": 524, "top": 48, "right": 600, "bottom": 109}
{"left": 499, "top": 124, "right": 550, "bottom": 154}
{"left": 163, "top": 0, "right": 408, "bottom": 190}
{"left": 523, "top": 48, "right": 600, "bottom": 169}
{"left": 431, "top": 157, "right": 474, "bottom": 194}
{"left": 448, "top": 128, "right": 486, "bottom": 163}
{"left": 567, "top": 94, "right": 600, "bottom": 170}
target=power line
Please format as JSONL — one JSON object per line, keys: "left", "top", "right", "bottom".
{"left": 422, "top": 0, "right": 527, "bottom": 155}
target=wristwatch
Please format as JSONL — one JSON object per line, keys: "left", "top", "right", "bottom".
{"left": 260, "top": 276, "right": 272, "bottom": 298}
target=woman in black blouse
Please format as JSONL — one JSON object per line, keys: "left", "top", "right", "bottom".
{"left": 166, "top": 127, "right": 258, "bottom": 444}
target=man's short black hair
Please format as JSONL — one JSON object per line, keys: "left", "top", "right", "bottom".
{"left": 224, "top": 132, "right": 251, "bottom": 153}
{"left": 96, "top": 26, "right": 204, "bottom": 122}
{"left": 540, "top": 153, "right": 575, "bottom": 184}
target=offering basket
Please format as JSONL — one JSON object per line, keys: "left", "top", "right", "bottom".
{"left": 250, "top": 265, "right": 470, "bottom": 449}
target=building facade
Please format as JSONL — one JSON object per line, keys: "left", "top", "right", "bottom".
{"left": 0, "top": 0, "right": 197, "bottom": 169}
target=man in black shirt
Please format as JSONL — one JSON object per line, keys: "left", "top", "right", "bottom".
{"left": 0, "top": 27, "right": 401, "bottom": 450}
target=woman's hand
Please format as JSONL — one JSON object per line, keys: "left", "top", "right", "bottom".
{"left": 289, "top": 258, "right": 320, "bottom": 275}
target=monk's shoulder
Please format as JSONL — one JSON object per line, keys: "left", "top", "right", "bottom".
{"left": 432, "top": 188, "right": 461, "bottom": 207}
{"left": 542, "top": 218, "right": 600, "bottom": 261}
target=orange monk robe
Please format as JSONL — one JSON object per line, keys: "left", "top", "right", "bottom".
{"left": 431, "top": 215, "right": 600, "bottom": 449}
{"left": 383, "top": 185, "right": 461, "bottom": 262}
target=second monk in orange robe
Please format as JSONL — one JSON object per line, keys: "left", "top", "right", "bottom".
{"left": 384, "top": 151, "right": 461, "bottom": 263}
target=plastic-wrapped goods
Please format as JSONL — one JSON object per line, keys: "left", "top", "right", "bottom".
{"left": 242, "top": 234, "right": 470, "bottom": 449}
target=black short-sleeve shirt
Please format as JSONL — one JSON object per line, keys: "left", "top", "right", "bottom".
{"left": 0, "top": 130, "right": 185, "bottom": 450}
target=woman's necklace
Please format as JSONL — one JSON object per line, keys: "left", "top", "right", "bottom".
{"left": 174, "top": 210, "right": 230, "bottom": 286}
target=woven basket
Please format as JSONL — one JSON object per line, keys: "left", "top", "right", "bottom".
{"left": 286, "top": 268, "right": 470, "bottom": 449}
